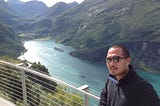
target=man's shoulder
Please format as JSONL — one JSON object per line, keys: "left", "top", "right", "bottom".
{"left": 133, "top": 73, "right": 150, "bottom": 86}
{"left": 133, "top": 74, "right": 156, "bottom": 92}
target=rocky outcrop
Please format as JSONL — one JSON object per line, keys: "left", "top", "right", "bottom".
{"left": 124, "top": 41, "right": 160, "bottom": 73}
{"left": 70, "top": 41, "right": 160, "bottom": 73}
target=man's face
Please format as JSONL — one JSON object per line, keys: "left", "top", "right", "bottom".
{"left": 106, "top": 47, "right": 131, "bottom": 80}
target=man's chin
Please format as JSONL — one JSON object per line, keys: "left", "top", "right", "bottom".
{"left": 110, "top": 70, "right": 117, "bottom": 74}
{"left": 110, "top": 72, "right": 117, "bottom": 76}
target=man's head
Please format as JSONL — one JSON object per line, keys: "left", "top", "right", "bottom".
{"left": 106, "top": 45, "right": 131, "bottom": 80}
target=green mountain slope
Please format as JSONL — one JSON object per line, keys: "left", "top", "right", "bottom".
{"left": 53, "top": 0, "right": 160, "bottom": 46}
{"left": 51, "top": 0, "right": 160, "bottom": 72}
{"left": 0, "top": 0, "right": 18, "bottom": 25}
{"left": 0, "top": 1, "right": 24, "bottom": 57}
{"left": 0, "top": 23, "right": 24, "bottom": 57}
{"left": 19, "top": 2, "right": 79, "bottom": 35}
{"left": 7, "top": 0, "right": 48, "bottom": 17}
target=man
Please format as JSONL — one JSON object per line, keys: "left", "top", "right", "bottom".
{"left": 99, "top": 44, "right": 160, "bottom": 106}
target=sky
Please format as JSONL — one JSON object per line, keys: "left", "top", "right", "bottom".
{"left": 14, "top": 0, "right": 85, "bottom": 7}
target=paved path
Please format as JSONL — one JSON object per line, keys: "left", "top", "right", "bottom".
{"left": 0, "top": 98, "right": 16, "bottom": 106}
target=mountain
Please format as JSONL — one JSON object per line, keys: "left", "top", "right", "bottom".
{"left": 49, "top": 0, "right": 160, "bottom": 73}
{"left": 7, "top": 0, "right": 48, "bottom": 17}
{"left": 0, "top": 0, "right": 17, "bottom": 25}
{"left": 0, "top": 22, "right": 24, "bottom": 57}
{"left": 0, "top": 0, "right": 79, "bottom": 57}
{"left": 45, "top": 2, "right": 78, "bottom": 17}
{"left": 52, "top": 0, "right": 160, "bottom": 47}
{"left": 20, "top": 2, "right": 79, "bottom": 35}
{"left": 4, "top": 0, "right": 49, "bottom": 34}
{"left": 0, "top": 0, "right": 24, "bottom": 57}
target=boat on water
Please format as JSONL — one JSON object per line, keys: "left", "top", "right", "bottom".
{"left": 54, "top": 47, "right": 64, "bottom": 52}
{"left": 78, "top": 74, "right": 85, "bottom": 78}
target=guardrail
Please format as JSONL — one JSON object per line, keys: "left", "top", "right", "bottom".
{"left": 0, "top": 60, "right": 100, "bottom": 106}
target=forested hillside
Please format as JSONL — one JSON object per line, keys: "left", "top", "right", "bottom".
{"left": 7, "top": 0, "right": 48, "bottom": 17}
{"left": 52, "top": 0, "right": 160, "bottom": 48}
{"left": 0, "top": 0, "right": 17, "bottom": 24}
{"left": 0, "top": 23, "right": 24, "bottom": 57}
{"left": 0, "top": 0, "right": 25, "bottom": 57}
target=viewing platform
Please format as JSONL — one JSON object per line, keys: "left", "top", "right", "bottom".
{"left": 0, "top": 60, "right": 100, "bottom": 106}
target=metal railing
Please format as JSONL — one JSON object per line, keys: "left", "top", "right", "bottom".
{"left": 0, "top": 60, "right": 100, "bottom": 106}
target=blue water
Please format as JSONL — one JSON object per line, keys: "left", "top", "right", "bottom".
{"left": 19, "top": 40, "right": 160, "bottom": 98}
{"left": 19, "top": 40, "right": 107, "bottom": 93}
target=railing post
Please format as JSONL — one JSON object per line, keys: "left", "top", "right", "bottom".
{"left": 78, "top": 85, "right": 89, "bottom": 106}
{"left": 21, "top": 69, "right": 27, "bottom": 106}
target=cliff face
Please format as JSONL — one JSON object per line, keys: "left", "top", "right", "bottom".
{"left": 121, "top": 42, "right": 160, "bottom": 72}
{"left": 70, "top": 41, "right": 160, "bottom": 73}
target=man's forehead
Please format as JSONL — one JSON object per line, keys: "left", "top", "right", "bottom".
{"left": 107, "top": 47, "right": 123, "bottom": 56}
{"left": 108, "top": 47, "right": 122, "bottom": 52}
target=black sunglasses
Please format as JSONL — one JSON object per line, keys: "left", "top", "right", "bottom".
{"left": 106, "top": 56, "right": 127, "bottom": 63}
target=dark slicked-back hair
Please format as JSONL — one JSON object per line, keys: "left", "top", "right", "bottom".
{"left": 109, "top": 44, "right": 130, "bottom": 58}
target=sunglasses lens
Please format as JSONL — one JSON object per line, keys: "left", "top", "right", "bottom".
{"left": 106, "top": 58, "right": 111, "bottom": 63}
{"left": 113, "top": 57, "right": 119, "bottom": 63}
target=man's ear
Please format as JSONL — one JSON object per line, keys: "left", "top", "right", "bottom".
{"left": 126, "top": 57, "right": 131, "bottom": 65}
